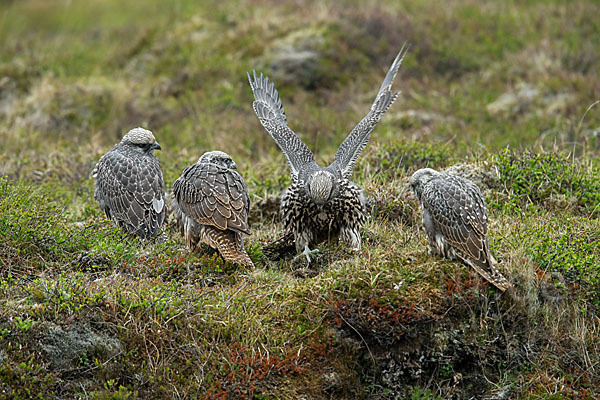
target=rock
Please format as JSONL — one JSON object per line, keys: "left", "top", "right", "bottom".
{"left": 444, "top": 163, "right": 500, "bottom": 194}
{"left": 37, "top": 322, "right": 123, "bottom": 371}
{"left": 387, "top": 109, "right": 450, "bottom": 126}
{"left": 542, "top": 92, "right": 576, "bottom": 115}
{"left": 263, "top": 27, "right": 325, "bottom": 88}
{"left": 486, "top": 84, "right": 540, "bottom": 115}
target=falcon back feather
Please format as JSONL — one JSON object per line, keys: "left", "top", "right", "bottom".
{"left": 172, "top": 151, "right": 254, "bottom": 267}
{"left": 93, "top": 127, "right": 166, "bottom": 240}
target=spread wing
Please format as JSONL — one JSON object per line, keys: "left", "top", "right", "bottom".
{"left": 248, "top": 70, "right": 317, "bottom": 182}
{"left": 331, "top": 44, "right": 409, "bottom": 179}
{"left": 421, "top": 174, "right": 489, "bottom": 265}
{"left": 173, "top": 162, "right": 250, "bottom": 234}
{"left": 94, "top": 148, "right": 166, "bottom": 239}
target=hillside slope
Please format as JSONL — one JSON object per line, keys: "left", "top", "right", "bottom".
{"left": 1, "top": 0, "right": 599, "bottom": 398}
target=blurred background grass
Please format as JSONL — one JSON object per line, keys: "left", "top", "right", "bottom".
{"left": 1, "top": 0, "right": 598, "bottom": 184}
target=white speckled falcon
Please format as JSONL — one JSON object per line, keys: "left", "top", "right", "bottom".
{"left": 248, "top": 45, "right": 409, "bottom": 262}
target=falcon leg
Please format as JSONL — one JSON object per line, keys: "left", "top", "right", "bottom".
{"left": 302, "top": 245, "right": 320, "bottom": 263}
{"left": 292, "top": 229, "right": 317, "bottom": 263}
{"left": 293, "top": 245, "right": 320, "bottom": 264}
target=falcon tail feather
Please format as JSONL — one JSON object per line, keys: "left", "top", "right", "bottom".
{"left": 206, "top": 226, "right": 254, "bottom": 268}
{"left": 466, "top": 258, "right": 513, "bottom": 292}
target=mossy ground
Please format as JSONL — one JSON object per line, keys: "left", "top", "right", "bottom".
{"left": 1, "top": 0, "right": 600, "bottom": 398}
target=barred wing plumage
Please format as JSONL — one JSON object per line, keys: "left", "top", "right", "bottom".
{"left": 248, "top": 71, "right": 317, "bottom": 182}
{"left": 173, "top": 162, "right": 250, "bottom": 235}
{"left": 94, "top": 147, "right": 166, "bottom": 239}
{"left": 332, "top": 44, "right": 409, "bottom": 180}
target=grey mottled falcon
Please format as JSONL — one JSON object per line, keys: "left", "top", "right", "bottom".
{"left": 410, "top": 168, "right": 512, "bottom": 291}
{"left": 248, "top": 45, "right": 409, "bottom": 261}
{"left": 172, "top": 151, "right": 254, "bottom": 267}
{"left": 93, "top": 127, "right": 166, "bottom": 239}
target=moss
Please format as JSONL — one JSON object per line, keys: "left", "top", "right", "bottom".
{"left": 0, "top": 178, "right": 140, "bottom": 276}
{"left": 527, "top": 217, "right": 600, "bottom": 307}
{"left": 494, "top": 149, "right": 600, "bottom": 215}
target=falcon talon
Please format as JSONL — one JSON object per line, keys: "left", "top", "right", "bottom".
{"left": 302, "top": 246, "right": 320, "bottom": 263}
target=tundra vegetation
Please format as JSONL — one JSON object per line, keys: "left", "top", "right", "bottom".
{"left": 1, "top": 0, "right": 599, "bottom": 398}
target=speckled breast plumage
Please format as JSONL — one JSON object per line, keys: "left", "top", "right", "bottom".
{"left": 281, "top": 179, "right": 366, "bottom": 251}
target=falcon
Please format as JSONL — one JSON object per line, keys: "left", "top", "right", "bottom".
{"left": 172, "top": 151, "right": 254, "bottom": 267}
{"left": 248, "top": 46, "right": 408, "bottom": 261}
{"left": 409, "top": 168, "right": 512, "bottom": 291}
{"left": 93, "top": 127, "right": 166, "bottom": 239}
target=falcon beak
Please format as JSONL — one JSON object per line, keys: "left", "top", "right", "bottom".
{"left": 230, "top": 161, "right": 238, "bottom": 170}
{"left": 149, "top": 141, "right": 161, "bottom": 151}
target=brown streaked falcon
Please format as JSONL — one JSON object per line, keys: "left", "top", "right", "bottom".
{"left": 172, "top": 151, "right": 254, "bottom": 267}
{"left": 409, "top": 168, "right": 512, "bottom": 291}
{"left": 248, "top": 45, "right": 409, "bottom": 262}
{"left": 93, "top": 127, "right": 166, "bottom": 239}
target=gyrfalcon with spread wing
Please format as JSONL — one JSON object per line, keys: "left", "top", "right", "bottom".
{"left": 172, "top": 151, "right": 254, "bottom": 267}
{"left": 410, "top": 168, "right": 512, "bottom": 291}
{"left": 93, "top": 127, "right": 166, "bottom": 240}
{"left": 248, "top": 45, "right": 408, "bottom": 261}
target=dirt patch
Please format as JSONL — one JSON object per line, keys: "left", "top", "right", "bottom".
{"left": 249, "top": 194, "right": 281, "bottom": 224}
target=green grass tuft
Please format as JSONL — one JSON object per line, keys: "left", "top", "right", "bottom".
{"left": 494, "top": 148, "right": 600, "bottom": 215}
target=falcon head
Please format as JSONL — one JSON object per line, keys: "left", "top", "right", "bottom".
{"left": 198, "top": 151, "right": 238, "bottom": 170}
{"left": 307, "top": 170, "right": 336, "bottom": 206}
{"left": 409, "top": 168, "right": 440, "bottom": 199}
{"left": 121, "top": 127, "right": 161, "bottom": 154}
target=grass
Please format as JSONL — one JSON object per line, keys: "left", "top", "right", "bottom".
{"left": 1, "top": 0, "right": 600, "bottom": 398}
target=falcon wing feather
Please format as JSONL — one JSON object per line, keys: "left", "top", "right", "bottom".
{"left": 421, "top": 174, "right": 511, "bottom": 291}
{"left": 421, "top": 174, "right": 489, "bottom": 265}
{"left": 173, "top": 163, "right": 250, "bottom": 235}
{"left": 94, "top": 148, "right": 166, "bottom": 239}
{"left": 248, "top": 71, "right": 317, "bottom": 182}
{"left": 332, "top": 44, "right": 409, "bottom": 179}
